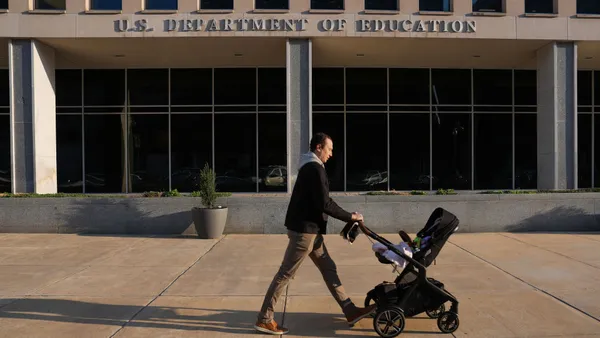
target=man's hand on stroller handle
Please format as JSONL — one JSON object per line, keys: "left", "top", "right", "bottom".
{"left": 351, "top": 212, "right": 363, "bottom": 221}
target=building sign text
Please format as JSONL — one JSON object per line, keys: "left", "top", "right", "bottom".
{"left": 114, "top": 17, "right": 477, "bottom": 34}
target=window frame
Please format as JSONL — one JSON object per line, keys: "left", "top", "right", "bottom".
{"left": 254, "top": 0, "right": 290, "bottom": 11}
{"left": 89, "top": 0, "right": 123, "bottom": 11}
{"left": 310, "top": 0, "right": 345, "bottom": 11}
{"left": 364, "top": 0, "right": 399, "bottom": 12}
{"left": 144, "top": 0, "right": 178, "bottom": 11}
{"left": 33, "top": 0, "right": 67, "bottom": 11}
{"left": 472, "top": 0, "right": 505, "bottom": 14}
{"left": 524, "top": 0, "right": 556, "bottom": 15}
{"left": 419, "top": 0, "right": 453, "bottom": 13}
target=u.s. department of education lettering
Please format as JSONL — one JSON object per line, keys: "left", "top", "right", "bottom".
{"left": 114, "top": 18, "right": 476, "bottom": 34}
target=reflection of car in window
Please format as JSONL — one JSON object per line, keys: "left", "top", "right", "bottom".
{"left": 253, "top": 165, "right": 287, "bottom": 187}
{"left": 362, "top": 170, "right": 388, "bottom": 187}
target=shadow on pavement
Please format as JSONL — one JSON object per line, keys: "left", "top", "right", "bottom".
{"left": 0, "top": 298, "right": 441, "bottom": 336}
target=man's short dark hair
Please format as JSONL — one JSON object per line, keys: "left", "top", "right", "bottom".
{"left": 310, "top": 132, "right": 332, "bottom": 151}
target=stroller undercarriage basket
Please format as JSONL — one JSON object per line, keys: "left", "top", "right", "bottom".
{"left": 340, "top": 207, "right": 461, "bottom": 337}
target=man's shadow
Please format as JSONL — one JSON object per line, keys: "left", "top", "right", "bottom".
{"left": 0, "top": 298, "right": 441, "bottom": 336}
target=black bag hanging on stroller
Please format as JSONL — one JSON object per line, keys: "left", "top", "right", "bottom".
{"left": 340, "top": 207, "right": 461, "bottom": 337}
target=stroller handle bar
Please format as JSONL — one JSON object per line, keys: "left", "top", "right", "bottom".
{"left": 348, "top": 220, "right": 429, "bottom": 282}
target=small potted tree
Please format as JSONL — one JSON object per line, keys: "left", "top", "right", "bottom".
{"left": 192, "top": 163, "right": 228, "bottom": 239}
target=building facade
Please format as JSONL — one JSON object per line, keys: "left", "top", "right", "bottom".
{"left": 0, "top": 0, "right": 599, "bottom": 194}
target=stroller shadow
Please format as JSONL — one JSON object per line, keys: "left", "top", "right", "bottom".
{"left": 0, "top": 298, "right": 441, "bottom": 336}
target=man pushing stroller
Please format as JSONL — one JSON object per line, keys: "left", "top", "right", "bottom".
{"left": 254, "top": 132, "right": 378, "bottom": 335}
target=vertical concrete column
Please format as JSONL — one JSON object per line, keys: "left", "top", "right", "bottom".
{"left": 286, "top": 38, "right": 312, "bottom": 192}
{"left": 9, "top": 39, "right": 57, "bottom": 194}
{"left": 536, "top": 41, "right": 577, "bottom": 190}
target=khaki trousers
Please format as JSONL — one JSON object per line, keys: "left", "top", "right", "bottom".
{"left": 258, "top": 230, "right": 352, "bottom": 323}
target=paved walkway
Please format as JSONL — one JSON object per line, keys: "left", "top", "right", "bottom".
{"left": 0, "top": 232, "right": 599, "bottom": 337}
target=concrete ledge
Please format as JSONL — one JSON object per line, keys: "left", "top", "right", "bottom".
{"left": 0, "top": 193, "right": 599, "bottom": 235}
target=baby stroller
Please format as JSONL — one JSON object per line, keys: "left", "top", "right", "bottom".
{"left": 340, "top": 207, "right": 460, "bottom": 337}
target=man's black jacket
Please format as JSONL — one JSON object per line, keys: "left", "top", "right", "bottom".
{"left": 285, "top": 161, "right": 353, "bottom": 234}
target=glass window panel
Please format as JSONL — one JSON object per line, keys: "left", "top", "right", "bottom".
{"left": 215, "top": 114, "right": 257, "bottom": 192}
{"left": 420, "top": 0, "right": 451, "bottom": 11}
{"left": 171, "top": 114, "right": 212, "bottom": 192}
{"left": 514, "top": 70, "right": 537, "bottom": 106}
{"left": 577, "top": 0, "right": 600, "bottom": 15}
{"left": 90, "top": 0, "right": 122, "bottom": 10}
{"left": 258, "top": 68, "right": 286, "bottom": 105}
{"left": 128, "top": 114, "right": 169, "bottom": 193}
{"left": 57, "top": 115, "right": 83, "bottom": 193}
{"left": 258, "top": 106, "right": 286, "bottom": 112}
{"left": 0, "top": 115, "right": 10, "bottom": 193}
{"left": 389, "top": 68, "right": 430, "bottom": 105}
{"left": 0, "top": 69, "right": 8, "bottom": 107}
{"left": 579, "top": 70, "right": 592, "bottom": 106}
{"left": 595, "top": 115, "right": 600, "bottom": 188}
{"left": 594, "top": 71, "right": 600, "bottom": 109}
{"left": 365, "top": 0, "right": 398, "bottom": 11}
{"left": 525, "top": 0, "right": 554, "bottom": 13}
{"left": 473, "top": 106, "right": 512, "bottom": 112}
{"left": 474, "top": 114, "right": 512, "bottom": 189}
{"left": 346, "top": 105, "right": 387, "bottom": 112}
{"left": 389, "top": 113, "right": 430, "bottom": 191}
{"left": 56, "top": 70, "right": 82, "bottom": 107}
{"left": 84, "top": 107, "right": 127, "bottom": 114}
{"left": 390, "top": 106, "right": 430, "bottom": 112}
{"left": 431, "top": 69, "right": 471, "bottom": 105}
{"left": 313, "top": 105, "right": 344, "bottom": 112}
{"left": 127, "top": 69, "right": 168, "bottom": 106}
{"left": 515, "top": 107, "right": 537, "bottom": 113}
{"left": 313, "top": 68, "right": 344, "bottom": 105}
{"left": 473, "top": 69, "right": 512, "bottom": 106}
{"left": 84, "top": 69, "right": 125, "bottom": 106}
{"left": 346, "top": 113, "right": 388, "bottom": 191}
{"left": 473, "top": 0, "right": 503, "bottom": 12}
{"left": 170, "top": 68, "right": 212, "bottom": 106}
{"left": 57, "top": 108, "right": 82, "bottom": 114}
{"left": 255, "top": 0, "right": 288, "bottom": 10}
{"left": 145, "top": 0, "right": 177, "bottom": 10}
{"left": 515, "top": 114, "right": 537, "bottom": 189}
{"left": 214, "top": 68, "right": 256, "bottom": 105}
{"left": 200, "top": 0, "right": 233, "bottom": 9}
{"left": 346, "top": 68, "right": 387, "bottom": 105}
{"left": 311, "top": 0, "right": 343, "bottom": 10}
{"left": 259, "top": 113, "right": 287, "bottom": 192}
{"left": 432, "top": 113, "right": 471, "bottom": 190}
{"left": 84, "top": 115, "right": 126, "bottom": 193}
{"left": 312, "top": 113, "right": 344, "bottom": 191}
{"left": 0, "top": 0, "right": 6, "bottom": 9}
{"left": 35, "top": 0, "right": 65, "bottom": 10}
{"left": 578, "top": 114, "right": 592, "bottom": 188}
{"left": 171, "top": 107, "right": 212, "bottom": 113}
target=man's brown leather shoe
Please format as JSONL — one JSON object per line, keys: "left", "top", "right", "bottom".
{"left": 254, "top": 320, "right": 289, "bottom": 335}
{"left": 344, "top": 303, "right": 378, "bottom": 326}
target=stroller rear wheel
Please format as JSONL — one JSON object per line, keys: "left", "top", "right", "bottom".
{"left": 437, "top": 311, "right": 459, "bottom": 333}
{"left": 373, "top": 305, "right": 405, "bottom": 338}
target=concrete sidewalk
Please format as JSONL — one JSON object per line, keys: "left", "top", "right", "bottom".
{"left": 0, "top": 232, "right": 598, "bottom": 337}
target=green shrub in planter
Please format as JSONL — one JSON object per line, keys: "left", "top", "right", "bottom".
{"left": 191, "top": 163, "right": 229, "bottom": 239}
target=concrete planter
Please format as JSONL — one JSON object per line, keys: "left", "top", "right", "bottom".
{"left": 191, "top": 206, "right": 228, "bottom": 239}
{"left": 0, "top": 193, "right": 599, "bottom": 234}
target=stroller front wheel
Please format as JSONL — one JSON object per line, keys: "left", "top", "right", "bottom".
{"left": 373, "top": 305, "right": 405, "bottom": 338}
{"left": 437, "top": 311, "right": 459, "bottom": 333}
